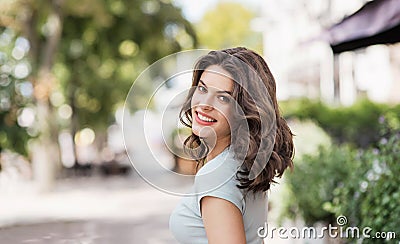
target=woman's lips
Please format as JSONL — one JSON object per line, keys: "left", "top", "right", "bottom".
{"left": 194, "top": 111, "right": 217, "bottom": 125}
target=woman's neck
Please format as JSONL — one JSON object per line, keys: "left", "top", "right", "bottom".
{"left": 206, "top": 136, "right": 230, "bottom": 162}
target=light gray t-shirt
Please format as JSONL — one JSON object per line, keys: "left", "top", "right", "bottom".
{"left": 169, "top": 148, "right": 267, "bottom": 244}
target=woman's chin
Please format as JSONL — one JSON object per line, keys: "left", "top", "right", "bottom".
{"left": 192, "top": 125, "right": 215, "bottom": 139}
{"left": 192, "top": 129, "right": 210, "bottom": 139}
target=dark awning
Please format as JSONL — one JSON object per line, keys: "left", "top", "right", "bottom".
{"left": 321, "top": 0, "right": 400, "bottom": 53}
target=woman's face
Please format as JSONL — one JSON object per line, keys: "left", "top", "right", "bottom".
{"left": 191, "top": 65, "right": 234, "bottom": 146}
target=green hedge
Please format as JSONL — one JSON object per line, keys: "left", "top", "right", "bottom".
{"left": 331, "top": 132, "right": 400, "bottom": 243}
{"left": 285, "top": 144, "right": 357, "bottom": 226}
{"left": 283, "top": 116, "right": 400, "bottom": 242}
{"left": 281, "top": 98, "right": 400, "bottom": 148}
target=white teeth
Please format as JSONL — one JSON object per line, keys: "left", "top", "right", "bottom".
{"left": 197, "top": 113, "right": 215, "bottom": 122}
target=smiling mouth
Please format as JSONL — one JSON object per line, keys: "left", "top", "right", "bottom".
{"left": 195, "top": 111, "right": 217, "bottom": 123}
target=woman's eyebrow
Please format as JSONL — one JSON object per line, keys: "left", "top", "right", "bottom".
{"left": 216, "top": 90, "right": 232, "bottom": 95}
{"left": 199, "top": 80, "right": 232, "bottom": 95}
{"left": 198, "top": 80, "right": 207, "bottom": 88}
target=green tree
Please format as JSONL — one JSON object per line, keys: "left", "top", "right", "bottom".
{"left": 196, "top": 2, "right": 262, "bottom": 53}
{"left": 59, "top": 0, "right": 197, "bottom": 130}
{"left": 0, "top": 28, "right": 33, "bottom": 163}
{"left": 0, "top": 0, "right": 197, "bottom": 189}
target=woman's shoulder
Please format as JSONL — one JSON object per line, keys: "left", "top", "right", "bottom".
{"left": 194, "top": 149, "right": 243, "bottom": 196}
{"left": 196, "top": 148, "right": 241, "bottom": 176}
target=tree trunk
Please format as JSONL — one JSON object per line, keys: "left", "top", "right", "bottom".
{"left": 28, "top": 0, "right": 65, "bottom": 192}
{"left": 31, "top": 101, "right": 59, "bottom": 192}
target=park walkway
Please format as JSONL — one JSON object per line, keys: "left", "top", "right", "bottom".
{"left": 0, "top": 170, "right": 185, "bottom": 243}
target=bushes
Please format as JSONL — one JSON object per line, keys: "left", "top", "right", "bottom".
{"left": 285, "top": 133, "right": 400, "bottom": 242}
{"left": 285, "top": 144, "right": 357, "bottom": 226}
{"left": 281, "top": 98, "right": 400, "bottom": 148}
{"left": 282, "top": 99, "right": 400, "bottom": 242}
{"left": 332, "top": 132, "right": 400, "bottom": 243}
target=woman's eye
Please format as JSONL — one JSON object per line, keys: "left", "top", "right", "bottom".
{"left": 218, "top": 95, "right": 230, "bottom": 103}
{"left": 197, "top": 85, "right": 207, "bottom": 93}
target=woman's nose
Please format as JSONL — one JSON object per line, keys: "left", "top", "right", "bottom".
{"left": 199, "top": 94, "right": 214, "bottom": 110}
{"left": 200, "top": 103, "right": 213, "bottom": 111}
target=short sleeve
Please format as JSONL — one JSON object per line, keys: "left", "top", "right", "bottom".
{"left": 193, "top": 155, "right": 245, "bottom": 216}
{"left": 196, "top": 175, "right": 245, "bottom": 216}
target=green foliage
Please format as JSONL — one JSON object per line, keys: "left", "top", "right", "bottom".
{"left": 281, "top": 98, "right": 400, "bottom": 148}
{"left": 283, "top": 113, "right": 400, "bottom": 242}
{"left": 285, "top": 144, "right": 357, "bottom": 226}
{"left": 331, "top": 132, "right": 400, "bottom": 243}
{"left": 0, "top": 0, "right": 198, "bottom": 163}
{"left": 0, "top": 28, "right": 33, "bottom": 156}
{"left": 57, "top": 0, "right": 198, "bottom": 130}
{"left": 197, "top": 2, "right": 263, "bottom": 53}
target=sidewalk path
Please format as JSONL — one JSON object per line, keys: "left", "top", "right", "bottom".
{"left": 0, "top": 170, "right": 190, "bottom": 243}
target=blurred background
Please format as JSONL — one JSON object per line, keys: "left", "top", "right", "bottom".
{"left": 0, "top": 0, "right": 399, "bottom": 243}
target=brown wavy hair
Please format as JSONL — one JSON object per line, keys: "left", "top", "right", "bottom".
{"left": 179, "top": 47, "right": 294, "bottom": 194}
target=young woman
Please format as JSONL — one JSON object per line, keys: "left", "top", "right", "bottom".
{"left": 169, "top": 47, "right": 294, "bottom": 243}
